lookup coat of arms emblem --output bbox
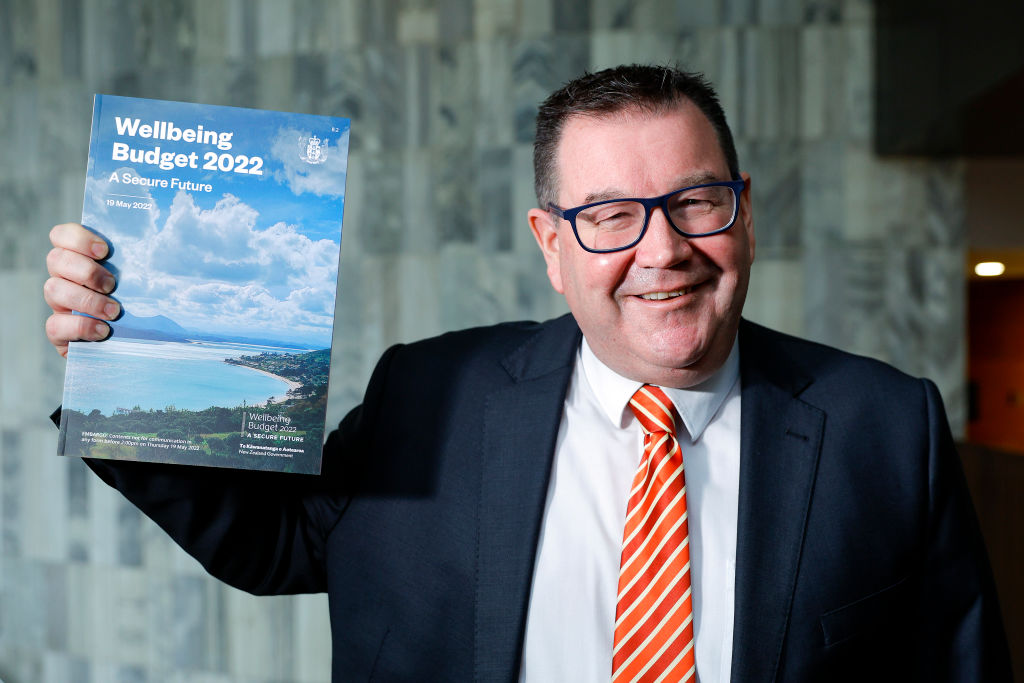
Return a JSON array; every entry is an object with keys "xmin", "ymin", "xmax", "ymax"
[{"xmin": 299, "ymin": 135, "xmax": 328, "ymax": 164}]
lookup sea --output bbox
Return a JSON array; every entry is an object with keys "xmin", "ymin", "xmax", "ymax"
[{"xmin": 62, "ymin": 338, "xmax": 301, "ymax": 416}]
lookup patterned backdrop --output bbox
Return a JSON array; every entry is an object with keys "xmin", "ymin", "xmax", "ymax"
[{"xmin": 0, "ymin": 0, "xmax": 965, "ymax": 681}]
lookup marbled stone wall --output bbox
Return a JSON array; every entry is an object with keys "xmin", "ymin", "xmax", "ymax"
[{"xmin": 0, "ymin": 0, "xmax": 965, "ymax": 681}]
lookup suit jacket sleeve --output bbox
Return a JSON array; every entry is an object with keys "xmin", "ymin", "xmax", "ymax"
[
  {"xmin": 65, "ymin": 343, "xmax": 401, "ymax": 596},
  {"xmin": 914, "ymin": 379, "xmax": 1012, "ymax": 679}
]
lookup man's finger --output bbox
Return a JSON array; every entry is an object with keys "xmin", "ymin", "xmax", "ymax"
[
  {"xmin": 43, "ymin": 277, "xmax": 120, "ymax": 320},
  {"xmin": 46, "ymin": 247, "xmax": 116, "ymax": 294},
  {"xmin": 45, "ymin": 313, "xmax": 111, "ymax": 357},
  {"xmin": 49, "ymin": 223, "xmax": 109, "ymax": 259}
]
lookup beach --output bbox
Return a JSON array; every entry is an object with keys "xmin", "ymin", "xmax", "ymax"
[{"xmin": 243, "ymin": 366, "xmax": 303, "ymax": 404}]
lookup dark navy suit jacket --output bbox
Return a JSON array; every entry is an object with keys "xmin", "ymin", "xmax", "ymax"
[{"xmin": 84, "ymin": 315, "xmax": 1011, "ymax": 681}]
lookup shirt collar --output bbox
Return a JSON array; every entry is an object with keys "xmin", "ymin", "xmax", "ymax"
[{"xmin": 579, "ymin": 336, "xmax": 740, "ymax": 443}]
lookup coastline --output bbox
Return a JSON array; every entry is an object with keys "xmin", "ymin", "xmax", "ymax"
[{"xmin": 241, "ymin": 367, "xmax": 303, "ymax": 404}]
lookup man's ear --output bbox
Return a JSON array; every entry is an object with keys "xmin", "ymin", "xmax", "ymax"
[
  {"xmin": 739, "ymin": 172, "xmax": 755, "ymax": 263},
  {"xmin": 528, "ymin": 207, "xmax": 565, "ymax": 294}
]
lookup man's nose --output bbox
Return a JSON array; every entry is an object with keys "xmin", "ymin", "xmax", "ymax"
[{"xmin": 633, "ymin": 207, "xmax": 691, "ymax": 267}]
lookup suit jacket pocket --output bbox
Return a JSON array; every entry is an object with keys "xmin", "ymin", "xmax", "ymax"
[{"xmin": 819, "ymin": 574, "xmax": 912, "ymax": 648}]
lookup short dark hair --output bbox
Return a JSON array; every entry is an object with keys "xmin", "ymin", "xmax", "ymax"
[{"xmin": 532, "ymin": 64, "xmax": 740, "ymax": 207}]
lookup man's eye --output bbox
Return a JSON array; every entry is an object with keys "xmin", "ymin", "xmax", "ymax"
[
  {"xmin": 597, "ymin": 211, "xmax": 631, "ymax": 223},
  {"xmin": 580, "ymin": 204, "xmax": 640, "ymax": 227}
]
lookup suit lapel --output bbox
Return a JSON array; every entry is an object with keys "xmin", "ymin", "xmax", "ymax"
[
  {"xmin": 731, "ymin": 322, "xmax": 825, "ymax": 682},
  {"xmin": 475, "ymin": 315, "xmax": 581, "ymax": 682}
]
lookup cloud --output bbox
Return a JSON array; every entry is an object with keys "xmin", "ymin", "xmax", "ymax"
[
  {"xmin": 118, "ymin": 191, "xmax": 340, "ymax": 345},
  {"xmin": 270, "ymin": 127, "xmax": 349, "ymax": 197},
  {"xmin": 287, "ymin": 286, "xmax": 335, "ymax": 315},
  {"xmin": 148, "ymin": 192, "xmax": 263, "ymax": 282}
]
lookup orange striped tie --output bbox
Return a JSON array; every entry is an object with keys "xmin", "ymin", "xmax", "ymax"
[{"xmin": 612, "ymin": 385, "xmax": 696, "ymax": 683}]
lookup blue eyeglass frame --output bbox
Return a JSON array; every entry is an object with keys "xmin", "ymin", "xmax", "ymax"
[{"xmin": 547, "ymin": 178, "xmax": 748, "ymax": 254}]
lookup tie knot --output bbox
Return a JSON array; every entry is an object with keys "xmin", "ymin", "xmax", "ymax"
[{"xmin": 629, "ymin": 385, "xmax": 677, "ymax": 436}]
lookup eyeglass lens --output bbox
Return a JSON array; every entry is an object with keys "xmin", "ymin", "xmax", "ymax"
[{"xmin": 575, "ymin": 185, "xmax": 738, "ymax": 251}]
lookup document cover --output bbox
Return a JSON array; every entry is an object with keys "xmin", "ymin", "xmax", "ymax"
[{"xmin": 57, "ymin": 95, "xmax": 350, "ymax": 474}]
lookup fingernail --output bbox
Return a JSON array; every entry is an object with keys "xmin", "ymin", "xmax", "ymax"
[
  {"xmin": 91, "ymin": 241, "xmax": 108, "ymax": 259},
  {"xmin": 94, "ymin": 322, "xmax": 109, "ymax": 338},
  {"xmin": 101, "ymin": 274, "xmax": 115, "ymax": 293},
  {"xmin": 104, "ymin": 301, "xmax": 120, "ymax": 319}
]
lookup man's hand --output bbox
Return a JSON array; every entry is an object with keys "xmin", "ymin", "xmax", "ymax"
[{"xmin": 44, "ymin": 223, "xmax": 121, "ymax": 357}]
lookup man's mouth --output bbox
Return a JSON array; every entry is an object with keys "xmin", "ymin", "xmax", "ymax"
[{"xmin": 638, "ymin": 285, "xmax": 697, "ymax": 301}]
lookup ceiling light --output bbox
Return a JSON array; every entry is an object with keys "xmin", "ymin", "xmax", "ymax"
[{"xmin": 974, "ymin": 261, "xmax": 1006, "ymax": 277}]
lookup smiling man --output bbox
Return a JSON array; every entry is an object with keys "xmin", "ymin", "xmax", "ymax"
[
  {"xmin": 44, "ymin": 65, "xmax": 1010, "ymax": 681},
  {"xmin": 529, "ymin": 96, "xmax": 754, "ymax": 390}
]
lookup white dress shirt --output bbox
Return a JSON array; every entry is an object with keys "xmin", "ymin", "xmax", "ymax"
[{"xmin": 520, "ymin": 337, "xmax": 742, "ymax": 683}]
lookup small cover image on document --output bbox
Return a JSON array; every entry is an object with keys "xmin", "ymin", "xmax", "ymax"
[{"xmin": 58, "ymin": 95, "xmax": 350, "ymax": 474}]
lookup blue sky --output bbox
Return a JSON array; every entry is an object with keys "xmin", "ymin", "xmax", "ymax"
[{"xmin": 82, "ymin": 95, "xmax": 350, "ymax": 347}]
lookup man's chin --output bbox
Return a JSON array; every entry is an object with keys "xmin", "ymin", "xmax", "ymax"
[
  {"xmin": 629, "ymin": 329, "xmax": 738, "ymax": 387},
  {"xmin": 606, "ymin": 344, "xmax": 707, "ymax": 387},
  {"xmin": 643, "ymin": 332, "xmax": 708, "ymax": 367}
]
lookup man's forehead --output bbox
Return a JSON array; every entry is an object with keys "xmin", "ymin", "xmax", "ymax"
[
  {"xmin": 554, "ymin": 104, "xmax": 729, "ymax": 201},
  {"xmin": 580, "ymin": 172, "xmax": 723, "ymax": 204}
]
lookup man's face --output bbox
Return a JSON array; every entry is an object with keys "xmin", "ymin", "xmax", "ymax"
[{"xmin": 529, "ymin": 102, "xmax": 755, "ymax": 388}]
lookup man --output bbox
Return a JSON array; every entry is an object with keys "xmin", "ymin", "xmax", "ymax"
[{"xmin": 44, "ymin": 65, "xmax": 1010, "ymax": 681}]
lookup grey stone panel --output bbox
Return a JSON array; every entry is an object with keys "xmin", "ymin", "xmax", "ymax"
[
  {"xmin": 359, "ymin": 150, "xmax": 406, "ymax": 253},
  {"xmin": 117, "ymin": 500, "xmax": 143, "ymax": 567},
  {"xmin": 438, "ymin": 0, "xmax": 474, "ymax": 42},
  {"xmin": 478, "ymin": 147, "xmax": 514, "ymax": 252},
  {"xmin": 721, "ymin": 0, "xmax": 756, "ymax": 25},
  {"xmin": 804, "ymin": 0, "xmax": 843, "ymax": 23},
  {"xmin": 745, "ymin": 141, "xmax": 802, "ymax": 253},
  {"xmin": 511, "ymin": 36, "xmax": 590, "ymax": 144},
  {"xmin": 554, "ymin": 0, "xmax": 592, "ymax": 32}
]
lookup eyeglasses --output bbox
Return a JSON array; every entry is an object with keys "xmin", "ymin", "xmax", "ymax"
[{"xmin": 548, "ymin": 179, "xmax": 747, "ymax": 253}]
